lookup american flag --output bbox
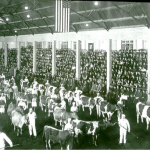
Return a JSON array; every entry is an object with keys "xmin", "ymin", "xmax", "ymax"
[{"xmin": 55, "ymin": 0, "xmax": 70, "ymax": 32}]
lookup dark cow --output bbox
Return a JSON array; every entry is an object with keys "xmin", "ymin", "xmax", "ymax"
[
  {"xmin": 136, "ymin": 101, "xmax": 150, "ymax": 130},
  {"xmin": 42, "ymin": 125, "xmax": 73, "ymax": 150},
  {"xmin": 53, "ymin": 107, "xmax": 78, "ymax": 130},
  {"xmin": 80, "ymin": 95, "xmax": 95, "ymax": 115},
  {"xmin": 72, "ymin": 119, "xmax": 116, "ymax": 146},
  {"xmin": 100, "ymin": 101, "xmax": 119, "ymax": 120}
]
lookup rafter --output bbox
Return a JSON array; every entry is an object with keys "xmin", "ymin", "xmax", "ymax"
[
  {"xmin": 139, "ymin": 3, "xmax": 150, "ymax": 28},
  {"xmin": 35, "ymin": 10, "xmax": 53, "ymax": 34},
  {"xmin": 113, "ymin": 3, "xmax": 148, "ymax": 28},
  {"xmin": 96, "ymin": 11, "xmax": 110, "ymax": 31},
  {"xmin": 70, "ymin": 8, "xmax": 107, "ymax": 30}
]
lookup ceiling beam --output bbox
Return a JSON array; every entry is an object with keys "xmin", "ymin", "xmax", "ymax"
[
  {"xmin": 36, "ymin": 10, "xmax": 53, "ymax": 34},
  {"xmin": 0, "ymin": 15, "xmax": 146, "ymax": 28},
  {"xmin": 96, "ymin": 10, "xmax": 110, "ymax": 31},
  {"xmin": 140, "ymin": 3, "xmax": 150, "ymax": 28},
  {"xmin": 113, "ymin": 3, "xmax": 148, "ymax": 28},
  {"xmin": 3, "ymin": 3, "xmax": 139, "ymax": 17},
  {"xmin": 70, "ymin": 8, "xmax": 107, "ymax": 30}
]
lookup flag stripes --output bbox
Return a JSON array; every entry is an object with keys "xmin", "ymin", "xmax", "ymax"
[{"xmin": 55, "ymin": 0, "xmax": 70, "ymax": 32}]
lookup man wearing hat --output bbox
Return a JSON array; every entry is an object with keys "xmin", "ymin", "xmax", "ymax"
[
  {"xmin": 0, "ymin": 126, "xmax": 13, "ymax": 150},
  {"xmin": 118, "ymin": 114, "xmax": 130, "ymax": 145}
]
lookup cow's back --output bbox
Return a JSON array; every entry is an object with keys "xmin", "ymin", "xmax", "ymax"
[
  {"xmin": 147, "ymin": 107, "xmax": 150, "ymax": 118},
  {"xmin": 139, "ymin": 104, "xmax": 145, "ymax": 115},
  {"xmin": 11, "ymin": 110, "xmax": 25, "ymax": 127},
  {"xmin": 100, "ymin": 101, "xmax": 108, "ymax": 111},
  {"xmin": 107, "ymin": 103, "xmax": 116, "ymax": 112},
  {"xmin": 81, "ymin": 96, "xmax": 89, "ymax": 105},
  {"xmin": 53, "ymin": 107, "xmax": 64, "ymax": 121},
  {"xmin": 7, "ymin": 102, "xmax": 16, "ymax": 116}
]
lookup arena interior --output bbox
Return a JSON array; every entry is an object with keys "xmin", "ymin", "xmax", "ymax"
[{"xmin": 0, "ymin": 0, "xmax": 150, "ymax": 150}]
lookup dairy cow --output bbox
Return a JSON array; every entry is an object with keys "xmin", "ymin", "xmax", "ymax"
[{"xmin": 42, "ymin": 125, "xmax": 73, "ymax": 150}]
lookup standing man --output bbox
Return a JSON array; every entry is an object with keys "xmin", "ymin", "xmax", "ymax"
[
  {"xmin": 28, "ymin": 108, "xmax": 37, "ymax": 138},
  {"xmin": 118, "ymin": 114, "xmax": 130, "ymax": 145},
  {"xmin": 64, "ymin": 118, "xmax": 73, "ymax": 133},
  {"xmin": 0, "ymin": 126, "xmax": 13, "ymax": 150}
]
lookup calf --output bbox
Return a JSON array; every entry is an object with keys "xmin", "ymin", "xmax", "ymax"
[{"xmin": 42, "ymin": 125, "xmax": 73, "ymax": 150}]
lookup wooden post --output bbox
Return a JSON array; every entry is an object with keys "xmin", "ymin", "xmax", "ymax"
[
  {"xmin": 107, "ymin": 39, "xmax": 112, "ymax": 93},
  {"xmin": 76, "ymin": 40, "xmax": 81, "ymax": 80},
  {"xmin": 52, "ymin": 40, "xmax": 56, "ymax": 76}
]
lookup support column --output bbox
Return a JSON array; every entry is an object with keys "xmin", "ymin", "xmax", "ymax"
[
  {"xmin": 76, "ymin": 40, "xmax": 81, "ymax": 80},
  {"xmin": 52, "ymin": 41, "xmax": 56, "ymax": 76},
  {"xmin": 33, "ymin": 41, "xmax": 37, "ymax": 73},
  {"xmin": 71, "ymin": 41, "xmax": 74, "ymax": 50},
  {"xmin": 133, "ymin": 40, "xmax": 137, "ymax": 49},
  {"xmin": 117, "ymin": 40, "xmax": 121, "ymax": 50},
  {"xmin": 15, "ymin": 35, "xmax": 17, "ymax": 49},
  {"xmin": 4, "ymin": 42, "xmax": 7, "ymax": 67},
  {"xmin": 25, "ymin": 41, "xmax": 28, "ymax": 48},
  {"xmin": 17, "ymin": 42, "xmax": 21, "ymax": 70},
  {"xmin": 107, "ymin": 39, "xmax": 112, "ymax": 93},
  {"xmin": 43, "ymin": 41, "xmax": 46, "ymax": 48},
  {"xmin": 68, "ymin": 40, "xmax": 70, "ymax": 49},
  {"xmin": 46, "ymin": 42, "xmax": 49, "ymax": 48},
  {"xmin": 2, "ymin": 42, "xmax": 4, "ymax": 49},
  {"xmin": 147, "ymin": 38, "xmax": 150, "ymax": 105}
]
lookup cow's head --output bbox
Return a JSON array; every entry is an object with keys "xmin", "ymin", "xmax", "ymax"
[
  {"xmin": 24, "ymin": 115, "xmax": 29, "ymax": 126},
  {"xmin": 71, "ymin": 112, "xmax": 78, "ymax": 120}
]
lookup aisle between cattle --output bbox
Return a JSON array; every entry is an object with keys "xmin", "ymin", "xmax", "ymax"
[{"xmin": 1, "ymin": 104, "xmax": 150, "ymax": 149}]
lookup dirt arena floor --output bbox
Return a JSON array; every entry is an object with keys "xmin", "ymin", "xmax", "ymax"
[{"xmin": 1, "ymin": 99, "xmax": 150, "ymax": 150}]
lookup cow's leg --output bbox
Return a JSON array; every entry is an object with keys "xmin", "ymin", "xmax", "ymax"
[
  {"xmin": 62, "ymin": 124, "xmax": 64, "ymax": 131},
  {"xmin": 89, "ymin": 107, "xmax": 92, "ymax": 115},
  {"xmin": 146, "ymin": 118, "xmax": 149, "ymax": 130},
  {"xmin": 82, "ymin": 105, "xmax": 84, "ymax": 111},
  {"xmin": 67, "ymin": 144, "xmax": 69, "ymax": 150},
  {"xmin": 45, "ymin": 139, "xmax": 48, "ymax": 149},
  {"xmin": 48, "ymin": 139, "xmax": 51, "ymax": 150},
  {"xmin": 137, "ymin": 113, "xmax": 139, "ymax": 123},
  {"xmin": 17, "ymin": 128, "xmax": 19, "ymax": 136},
  {"xmin": 55, "ymin": 120, "xmax": 57, "ymax": 126},
  {"xmin": 141, "ymin": 116, "xmax": 144, "ymax": 123},
  {"xmin": 102, "ymin": 112, "xmax": 105, "ymax": 118},
  {"xmin": 20, "ymin": 128, "xmax": 22, "ymax": 135}
]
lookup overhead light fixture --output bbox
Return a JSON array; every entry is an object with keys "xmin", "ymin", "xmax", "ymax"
[
  {"xmin": 25, "ymin": 6, "xmax": 28, "ymax": 10},
  {"xmin": 86, "ymin": 24, "xmax": 88, "ymax": 26},
  {"xmin": 27, "ymin": 14, "xmax": 30, "ymax": 18},
  {"xmin": 15, "ymin": 30, "xmax": 17, "ymax": 32},
  {"xmin": 6, "ymin": 18, "xmax": 9, "ymax": 21},
  {"xmin": 94, "ymin": 1, "xmax": 98, "ymax": 5}
]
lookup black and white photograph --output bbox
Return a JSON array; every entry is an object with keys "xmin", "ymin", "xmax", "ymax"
[{"xmin": 0, "ymin": 0, "xmax": 150, "ymax": 150}]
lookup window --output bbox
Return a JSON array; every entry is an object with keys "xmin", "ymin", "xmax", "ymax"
[
  {"xmin": 48, "ymin": 42, "xmax": 52, "ymax": 49},
  {"xmin": 61, "ymin": 42, "xmax": 68, "ymax": 49},
  {"xmin": 36, "ymin": 42, "xmax": 42, "ymax": 48},
  {"xmin": 121, "ymin": 40, "xmax": 133, "ymax": 50},
  {"xmin": 28, "ymin": 42, "xmax": 33, "ymax": 46}
]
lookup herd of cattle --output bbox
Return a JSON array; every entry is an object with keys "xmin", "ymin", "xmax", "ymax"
[{"xmin": 0, "ymin": 78, "xmax": 150, "ymax": 149}]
